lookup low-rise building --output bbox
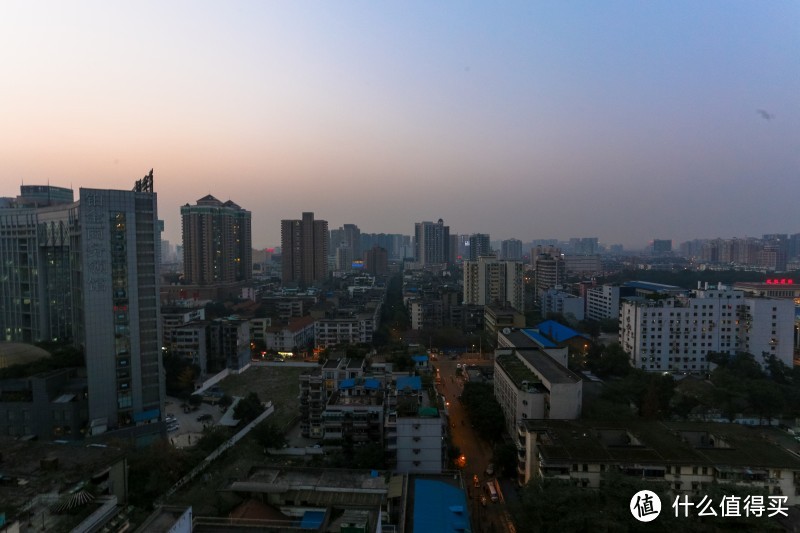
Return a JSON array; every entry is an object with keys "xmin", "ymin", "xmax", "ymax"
[
  {"xmin": 322, "ymin": 379, "xmax": 385, "ymax": 446},
  {"xmin": 386, "ymin": 376, "xmax": 445, "ymax": 474},
  {"xmin": 541, "ymin": 288, "xmax": 585, "ymax": 321},
  {"xmin": 0, "ymin": 368, "xmax": 88, "ymax": 439},
  {"xmin": 484, "ymin": 305, "xmax": 526, "ymax": 340},
  {"xmin": 264, "ymin": 316, "xmax": 315, "ymax": 353},
  {"xmin": 517, "ymin": 419, "xmax": 800, "ymax": 504},
  {"xmin": 494, "ymin": 348, "xmax": 582, "ymax": 435}
]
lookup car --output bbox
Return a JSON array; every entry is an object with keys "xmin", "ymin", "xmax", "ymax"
[
  {"xmin": 473, "ymin": 474, "xmax": 480, "ymax": 488},
  {"xmin": 485, "ymin": 463, "xmax": 495, "ymax": 476},
  {"xmin": 167, "ymin": 423, "xmax": 180, "ymax": 432},
  {"xmin": 197, "ymin": 413, "xmax": 212, "ymax": 422}
]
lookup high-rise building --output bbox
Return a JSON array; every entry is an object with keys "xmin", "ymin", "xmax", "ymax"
[
  {"xmin": 82, "ymin": 174, "xmax": 164, "ymax": 433},
  {"xmin": 500, "ymin": 239, "xmax": 523, "ymax": 260},
  {"xmin": 0, "ymin": 186, "xmax": 76, "ymax": 343},
  {"xmin": 414, "ymin": 219, "xmax": 449, "ymax": 265},
  {"xmin": 532, "ymin": 246, "xmax": 566, "ymax": 300},
  {"xmin": 568, "ymin": 237, "xmax": 599, "ymax": 255},
  {"xmin": 652, "ymin": 239, "xmax": 672, "ymax": 255},
  {"xmin": 281, "ymin": 212, "xmax": 329, "ymax": 286},
  {"xmin": 330, "ymin": 224, "xmax": 361, "ymax": 260},
  {"xmin": 463, "ymin": 257, "xmax": 524, "ymax": 312},
  {"xmin": 364, "ymin": 245, "xmax": 388, "ymax": 276},
  {"xmin": 0, "ymin": 172, "xmax": 166, "ymax": 436},
  {"xmin": 468, "ymin": 233, "xmax": 492, "ymax": 260},
  {"xmin": 181, "ymin": 195, "xmax": 252, "ymax": 285}
]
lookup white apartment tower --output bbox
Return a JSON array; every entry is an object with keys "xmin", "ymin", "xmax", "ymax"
[{"xmin": 620, "ymin": 283, "xmax": 794, "ymax": 373}]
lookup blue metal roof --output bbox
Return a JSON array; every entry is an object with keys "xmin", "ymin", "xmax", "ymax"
[
  {"xmin": 413, "ymin": 479, "xmax": 471, "ymax": 533},
  {"xmin": 412, "ymin": 355, "xmax": 429, "ymax": 362},
  {"xmin": 338, "ymin": 378, "xmax": 355, "ymax": 389},
  {"xmin": 299, "ymin": 510, "xmax": 325, "ymax": 529},
  {"xmin": 535, "ymin": 320, "xmax": 588, "ymax": 343},
  {"xmin": 396, "ymin": 376, "xmax": 421, "ymax": 391},
  {"xmin": 364, "ymin": 378, "xmax": 381, "ymax": 390},
  {"xmin": 521, "ymin": 329, "xmax": 556, "ymax": 348}
]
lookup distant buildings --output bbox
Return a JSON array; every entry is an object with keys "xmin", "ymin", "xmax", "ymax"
[
  {"xmin": 652, "ymin": 239, "xmax": 672, "ymax": 255},
  {"xmin": 330, "ymin": 223, "xmax": 361, "ymax": 260},
  {"xmin": 500, "ymin": 238, "xmax": 523, "ymax": 260},
  {"xmin": 414, "ymin": 219, "xmax": 450, "ymax": 265},
  {"xmin": 180, "ymin": 194, "xmax": 252, "ymax": 285},
  {"xmin": 281, "ymin": 212, "xmax": 329, "ymax": 287},
  {"xmin": 468, "ymin": 233, "xmax": 492, "ymax": 260}
]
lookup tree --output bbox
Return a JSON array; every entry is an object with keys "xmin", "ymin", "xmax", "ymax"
[
  {"xmin": 461, "ymin": 382, "xmax": 506, "ymax": 442},
  {"xmin": 587, "ymin": 342, "xmax": 631, "ymax": 378},
  {"xmin": 233, "ymin": 392, "xmax": 264, "ymax": 424},
  {"xmin": 252, "ymin": 422, "xmax": 286, "ymax": 450},
  {"xmin": 493, "ymin": 442, "xmax": 518, "ymax": 478}
]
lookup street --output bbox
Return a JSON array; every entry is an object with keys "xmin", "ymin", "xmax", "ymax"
[{"xmin": 435, "ymin": 356, "xmax": 515, "ymax": 533}]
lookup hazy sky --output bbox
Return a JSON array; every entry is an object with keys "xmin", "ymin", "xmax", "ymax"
[{"xmin": 1, "ymin": 1, "xmax": 797, "ymax": 249}]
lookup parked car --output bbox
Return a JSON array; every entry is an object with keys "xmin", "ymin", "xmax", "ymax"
[{"xmin": 197, "ymin": 413, "xmax": 212, "ymax": 422}]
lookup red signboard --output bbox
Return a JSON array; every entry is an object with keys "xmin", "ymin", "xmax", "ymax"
[{"xmin": 765, "ymin": 279, "xmax": 793, "ymax": 284}]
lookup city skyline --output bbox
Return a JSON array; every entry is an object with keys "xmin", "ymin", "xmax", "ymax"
[{"xmin": 2, "ymin": 1, "xmax": 798, "ymax": 249}]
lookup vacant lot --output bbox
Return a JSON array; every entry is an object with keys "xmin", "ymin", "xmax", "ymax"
[
  {"xmin": 167, "ymin": 365, "xmax": 311, "ymax": 514},
  {"xmin": 217, "ymin": 365, "xmax": 305, "ymax": 429}
]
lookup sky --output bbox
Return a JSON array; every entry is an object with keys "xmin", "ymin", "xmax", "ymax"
[{"xmin": 1, "ymin": 1, "xmax": 798, "ymax": 250}]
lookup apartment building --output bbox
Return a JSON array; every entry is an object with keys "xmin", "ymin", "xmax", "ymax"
[
  {"xmin": 180, "ymin": 195, "xmax": 252, "ymax": 286},
  {"xmin": 620, "ymin": 283, "xmax": 794, "ymax": 373},
  {"xmin": 517, "ymin": 419, "xmax": 800, "ymax": 503},
  {"xmin": 586, "ymin": 284, "xmax": 621, "ymax": 321},
  {"xmin": 386, "ymin": 376, "xmax": 444, "ymax": 474},
  {"xmin": 281, "ymin": 212, "xmax": 329, "ymax": 287},
  {"xmin": 540, "ymin": 288, "xmax": 584, "ymax": 321},
  {"xmin": 463, "ymin": 256, "xmax": 524, "ymax": 312}
]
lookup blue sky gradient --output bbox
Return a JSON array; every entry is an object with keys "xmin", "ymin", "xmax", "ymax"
[{"xmin": 1, "ymin": 1, "xmax": 797, "ymax": 248}]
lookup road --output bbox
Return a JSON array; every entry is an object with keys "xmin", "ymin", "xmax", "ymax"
[{"xmin": 435, "ymin": 356, "xmax": 514, "ymax": 533}]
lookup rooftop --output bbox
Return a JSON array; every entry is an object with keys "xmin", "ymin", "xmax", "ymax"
[
  {"xmin": 227, "ymin": 466, "xmax": 389, "ymax": 494},
  {"xmin": 517, "ymin": 350, "xmax": 581, "ymax": 385},
  {"xmin": 396, "ymin": 376, "xmax": 422, "ymax": 392},
  {"xmin": 532, "ymin": 321, "xmax": 589, "ymax": 344},
  {"xmin": 522, "ymin": 419, "xmax": 800, "ymax": 469},
  {"xmin": 623, "ymin": 281, "xmax": 685, "ymax": 292},
  {"xmin": 0, "ymin": 438, "xmax": 125, "ymax": 512},
  {"xmin": 495, "ymin": 352, "xmax": 541, "ymax": 390},
  {"xmin": 412, "ymin": 479, "xmax": 471, "ymax": 533}
]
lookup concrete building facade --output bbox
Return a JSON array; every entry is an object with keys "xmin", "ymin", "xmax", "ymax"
[
  {"xmin": 620, "ymin": 283, "xmax": 795, "ymax": 373},
  {"xmin": 180, "ymin": 195, "xmax": 252, "ymax": 285},
  {"xmin": 463, "ymin": 257, "xmax": 525, "ymax": 312},
  {"xmin": 281, "ymin": 212, "xmax": 329, "ymax": 287}
]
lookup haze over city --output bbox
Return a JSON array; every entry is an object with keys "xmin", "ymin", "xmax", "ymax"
[{"xmin": 1, "ymin": 1, "xmax": 797, "ymax": 249}]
